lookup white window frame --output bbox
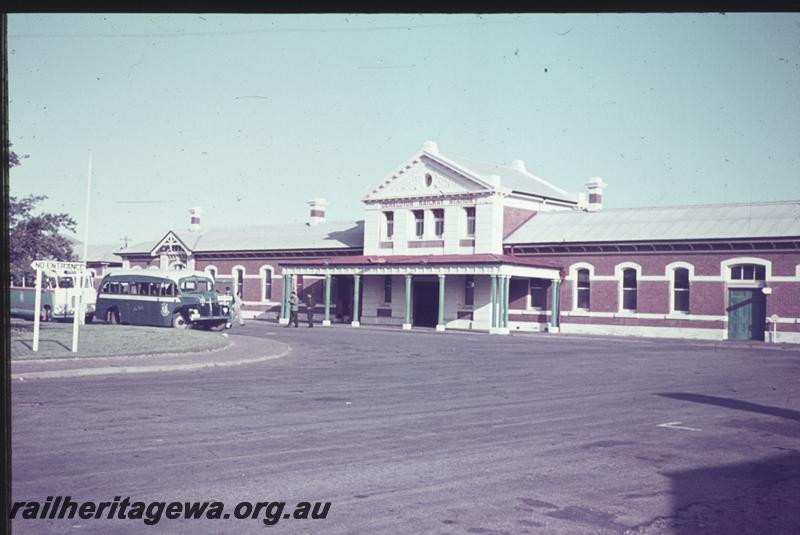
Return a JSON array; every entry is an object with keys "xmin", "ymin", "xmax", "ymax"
[
  {"xmin": 615, "ymin": 262, "xmax": 642, "ymax": 314},
  {"xmin": 433, "ymin": 208, "xmax": 445, "ymax": 238},
  {"xmin": 666, "ymin": 261, "xmax": 694, "ymax": 315},
  {"xmin": 721, "ymin": 257, "xmax": 771, "ymax": 287},
  {"xmin": 204, "ymin": 264, "xmax": 218, "ymax": 282},
  {"xmin": 464, "ymin": 206, "xmax": 476, "ymax": 237},
  {"xmin": 412, "ymin": 210, "xmax": 425, "ymax": 239},
  {"xmin": 568, "ymin": 262, "xmax": 595, "ymax": 312},
  {"xmin": 232, "ymin": 265, "xmax": 246, "ymax": 298},
  {"xmin": 259, "ymin": 264, "xmax": 276, "ymax": 302},
  {"xmin": 383, "ymin": 211, "xmax": 394, "ymax": 240}
]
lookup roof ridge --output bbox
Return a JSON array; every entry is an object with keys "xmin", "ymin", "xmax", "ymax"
[
  {"xmin": 442, "ymin": 152, "xmax": 573, "ymax": 197},
  {"xmin": 535, "ymin": 199, "xmax": 800, "ymax": 215}
]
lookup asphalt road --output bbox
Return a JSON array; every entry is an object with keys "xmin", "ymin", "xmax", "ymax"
[{"xmin": 11, "ymin": 324, "xmax": 800, "ymax": 534}]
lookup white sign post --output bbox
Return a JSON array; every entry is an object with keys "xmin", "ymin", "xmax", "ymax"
[
  {"xmin": 31, "ymin": 268, "xmax": 43, "ymax": 352},
  {"xmin": 30, "ymin": 260, "xmax": 87, "ymax": 353}
]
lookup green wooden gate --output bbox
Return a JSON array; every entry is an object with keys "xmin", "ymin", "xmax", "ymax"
[{"xmin": 727, "ymin": 289, "xmax": 766, "ymax": 341}]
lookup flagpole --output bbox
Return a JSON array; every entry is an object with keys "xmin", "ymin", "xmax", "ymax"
[
  {"xmin": 82, "ymin": 150, "xmax": 92, "ymax": 266},
  {"xmin": 73, "ymin": 150, "xmax": 92, "ymax": 346}
]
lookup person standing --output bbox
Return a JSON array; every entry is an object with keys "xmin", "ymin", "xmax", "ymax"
[
  {"xmin": 305, "ymin": 292, "xmax": 316, "ymax": 327},
  {"xmin": 233, "ymin": 290, "xmax": 245, "ymax": 327},
  {"xmin": 224, "ymin": 287, "xmax": 234, "ymax": 329},
  {"xmin": 288, "ymin": 290, "xmax": 299, "ymax": 328}
]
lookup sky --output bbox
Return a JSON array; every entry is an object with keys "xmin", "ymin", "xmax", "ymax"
[{"xmin": 8, "ymin": 13, "xmax": 800, "ymax": 249}]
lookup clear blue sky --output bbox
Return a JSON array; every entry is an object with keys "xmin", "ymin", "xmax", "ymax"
[{"xmin": 9, "ymin": 13, "xmax": 800, "ymax": 248}]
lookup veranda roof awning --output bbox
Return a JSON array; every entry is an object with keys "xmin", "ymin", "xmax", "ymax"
[{"xmin": 279, "ymin": 254, "xmax": 562, "ymax": 279}]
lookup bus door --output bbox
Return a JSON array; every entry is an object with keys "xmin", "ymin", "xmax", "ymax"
[
  {"xmin": 157, "ymin": 281, "xmax": 178, "ymax": 326},
  {"xmin": 126, "ymin": 280, "xmax": 154, "ymax": 325}
]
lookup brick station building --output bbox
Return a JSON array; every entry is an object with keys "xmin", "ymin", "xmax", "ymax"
[{"xmin": 115, "ymin": 141, "xmax": 800, "ymax": 343}]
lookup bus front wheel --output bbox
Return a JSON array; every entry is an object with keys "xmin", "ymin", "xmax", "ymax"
[{"xmin": 172, "ymin": 312, "xmax": 188, "ymax": 329}]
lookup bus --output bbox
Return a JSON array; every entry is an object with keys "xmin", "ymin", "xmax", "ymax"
[
  {"xmin": 95, "ymin": 269, "xmax": 230, "ymax": 330},
  {"xmin": 10, "ymin": 273, "xmax": 97, "ymax": 322}
]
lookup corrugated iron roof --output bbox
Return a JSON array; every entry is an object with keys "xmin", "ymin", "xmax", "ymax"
[
  {"xmin": 506, "ymin": 200, "xmax": 800, "ymax": 244},
  {"xmin": 279, "ymin": 253, "xmax": 560, "ymax": 269},
  {"xmin": 120, "ymin": 220, "xmax": 364, "ymax": 254},
  {"xmin": 440, "ymin": 153, "xmax": 579, "ymax": 203},
  {"xmin": 67, "ymin": 238, "xmax": 124, "ymax": 263}
]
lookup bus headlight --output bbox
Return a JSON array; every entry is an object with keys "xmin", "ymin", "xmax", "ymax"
[
  {"xmin": 188, "ymin": 308, "xmax": 200, "ymax": 320},
  {"xmin": 221, "ymin": 306, "xmax": 229, "ymax": 315}
]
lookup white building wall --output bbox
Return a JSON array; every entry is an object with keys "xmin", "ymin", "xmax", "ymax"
[
  {"xmin": 471, "ymin": 275, "xmax": 493, "ymax": 330},
  {"xmin": 360, "ymin": 275, "xmax": 405, "ymax": 326},
  {"xmin": 474, "ymin": 196, "xmax": 504, "ymax": 254},
  {"xmin": 443, "ymin": 205, "xmax": 462, "ymax": 254},
  {"xmin": 362, "ymin": 207, "xmax": 382, "ymax": 256},
  {"xmin": 389, "ymin": 208, "xmax": 408, "ymax": 255}
]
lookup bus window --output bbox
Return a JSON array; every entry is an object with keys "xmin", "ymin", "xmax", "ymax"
[
  {"xmin": 120, "ymin": 282, "xmax": 130, "ymax": 295},
  {"xmin": 58, "ymin": 277, "xmax": 75, "ymax": 288},
  {"xmin": 181, "ymin": 280, "xmax": 197, "ymax": 292},
  {"xmin": 149, "ymin": 282, "xmax": 160, "ymax": 295},
  {"xmin": 130, "ymin": 282, "xmax": 140, "ymax": 295},
  {"xmin": 161, "ymin": 282, "xmax": 176, "ymax": 296},
  {"xmin": 180, "ymin": 278, "xmax": 211, "ymax": 292},
  {"xmin": 138, "ymin": 283, "xmax": 149, "ymax": 296}
]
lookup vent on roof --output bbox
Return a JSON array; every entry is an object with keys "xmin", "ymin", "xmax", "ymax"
[
  {"xmin": 511, "ymin": 159, "xmax": 526, "ymax": 172},
  {"xmin": 422, "ymin": 140, "xmax": 439, "ymax": 155}
]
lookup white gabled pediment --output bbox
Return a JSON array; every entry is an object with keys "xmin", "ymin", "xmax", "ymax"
[
  {"xmin": 149, "ymin": 231, "xmax": 192, "ymax": 257},
  {"xmin": 364, "ymin": 151, "xmax": 496, "ymax": 202}
]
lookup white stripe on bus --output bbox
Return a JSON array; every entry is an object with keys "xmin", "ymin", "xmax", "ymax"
[{"xmin": 99, "ymin": 295, "xmax": 180, "ymax": 303}]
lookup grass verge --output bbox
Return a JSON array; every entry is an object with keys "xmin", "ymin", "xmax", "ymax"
[{"xmin": 10, "ymin": 319, "xmax": 229, "ymax": 360}]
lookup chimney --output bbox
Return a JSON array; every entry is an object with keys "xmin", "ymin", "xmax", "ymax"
[
  {"xmin": 584, "ymin": 178, "xmax": 607, "ymax": 211},
  {"xmin": 307, "ymin": 198, "xmax": 328, "ymax": 226},
  {"xmin": 511, "ymin": 159, "xmax": 526, "ymax": 172},
  {"xmin": 189, "ymin": 207, "xmax": 203, "ymax": 232},
  {"xmin": 422, "ymin": 140, "xmax": 439, "ymax": 155}
]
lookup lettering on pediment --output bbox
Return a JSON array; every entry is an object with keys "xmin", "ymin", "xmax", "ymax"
[
  {"xmin": 367, "ymin": 157, "xmax": 488, "ymax": 201},
  {"xmin": 373, "ymin": 192, "xmax": 492, "ymax": 208}
]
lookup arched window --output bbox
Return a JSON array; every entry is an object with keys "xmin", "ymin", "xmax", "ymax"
[
  {"xmin": 576, "ymin": 269, "xmax": 590, "ymax": 310},
  {"xmin": 730, "ymin": 264, "xmax": 766, "ymax": 281},
  {"xmin": 622, "ymin": 268, "xmax": 637, "ymax": 311},
  {"xmin": 673, "ymin": 267, "xmax": 690, "ymax": 313},
  {"xmin": 261, "ymin": 267, "xmax": 273, "ymax": 301},
  {"xmin": 233, "ymin": 267, "xmax": 245, "ymax": 298}
]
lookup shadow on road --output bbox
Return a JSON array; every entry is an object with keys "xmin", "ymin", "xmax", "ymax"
[
  {"xmin": 662, "ymin": 452, "xmax": 800, "ymax": 534},
  {"xmin": 657, "ymin": 393, "xmax": 800, "ymax": 422},
  {"xmin": 15, "ymin": 339, "xmax": 72, "ymax": 352}
]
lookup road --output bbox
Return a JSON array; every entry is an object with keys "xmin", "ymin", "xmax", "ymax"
[{"xmin": 11, "ymin": 324, "xmax": 800, "ymax": 534}]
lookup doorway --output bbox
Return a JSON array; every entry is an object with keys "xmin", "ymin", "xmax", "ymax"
[
  {"xmin": 727, "ymin": 289, "xmax": 766, "ymax": 341},
  {"xmin": 413, "ymin": 280, "xmax": 438, "ymax": 327},
  {"xmin": 333, "ymin": 276, "xmax": 362, "ymax": 323}
]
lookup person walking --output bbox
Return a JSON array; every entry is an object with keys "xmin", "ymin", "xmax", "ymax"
[
  {"xmin": 224, "ymin": 287, "xmax": 234, "ymax": 329},
  {"xmin": 287, "ymin": 290, "xmax": 299, "ymax": 328},
  {"xmin": 233, "ymin": 291, "xmax": 245, "ymax": 327},
  {"xmin": 305, "ymin": 292, "xmax": 316, "ymax": 327}
]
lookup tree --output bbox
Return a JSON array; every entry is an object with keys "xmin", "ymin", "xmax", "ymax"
[{"xmin": 8, "ymin": 144, "xmax": 77, "ymax": 284}]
